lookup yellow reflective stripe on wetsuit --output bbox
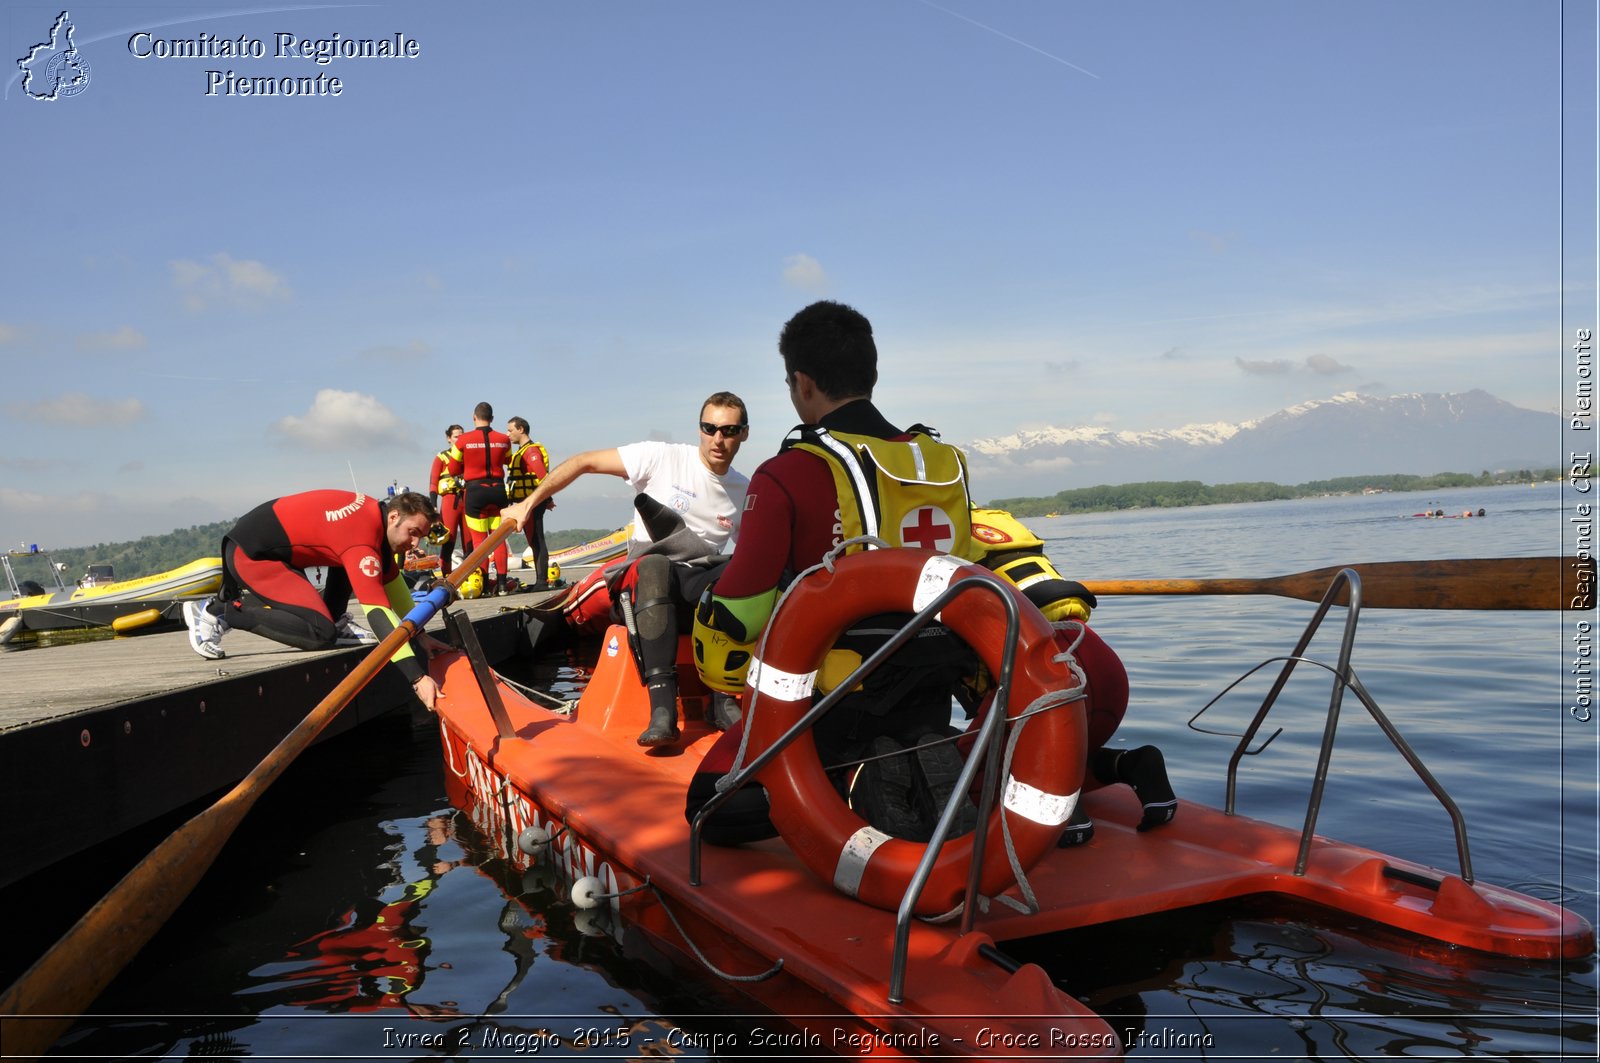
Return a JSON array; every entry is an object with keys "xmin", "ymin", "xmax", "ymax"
[
  {"xmin": 789, "ymin": 427, "xmax": 974, "ymax": 559},
  {"xmin": 358, "ymin": 573, "xmax": 427, "ymax": 682}
]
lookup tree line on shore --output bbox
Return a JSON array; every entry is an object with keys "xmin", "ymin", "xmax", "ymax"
[
  {"xmin": 986, "ymin": 468, "xmax": 1562, "ymax": 519},
  {"xmin": 9, "ymin": 522, "xmax": 614, "ymax": 590}
]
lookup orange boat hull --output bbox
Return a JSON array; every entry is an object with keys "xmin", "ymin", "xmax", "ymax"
[{"xmin": 430, "ymin": 625, "xmax": 1592, "ymax": 1056}]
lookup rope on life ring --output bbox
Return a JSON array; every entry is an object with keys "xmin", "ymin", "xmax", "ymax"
[{"xmin": 743, "ymin": 548, "xmax": 1086, "ymax": 916}]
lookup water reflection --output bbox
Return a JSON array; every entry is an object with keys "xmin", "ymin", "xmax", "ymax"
[{"xmin": 1014, "ymin": 897, "xmax": 1597, "ymax": 1059}]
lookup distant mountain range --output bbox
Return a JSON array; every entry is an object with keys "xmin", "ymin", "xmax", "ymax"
[{"xmin": 963, "ymin": 390, "xmax": 1559, "ymax": 500}]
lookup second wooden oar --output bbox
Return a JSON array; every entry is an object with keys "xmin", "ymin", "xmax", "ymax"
[
  {"xmin": 0, "ymin": 517, "xmax": 521, "ymax": 1060},
  {"xmin": 1082, "ymin": 555, "xmax": 1593, "ymax": 610}
]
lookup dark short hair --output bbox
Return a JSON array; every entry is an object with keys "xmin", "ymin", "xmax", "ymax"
[
  {"xmin": 778, "ymin": 300, "xmax": 877, "ymax": 400},
  {"xmin": 508, "ymin": 416, "xmax": 529, "ymax": 433},
  {"xmin": 445, "ymin": 423, "xmax": 464, "ymax": 438},
  {"xmin": 473, "ymin": 401, "xmax": 494, "ymax": 422},
  {"xmin": 389, "ymin": 490, "xmax": 438, "ymax": 523},
  {"xmin": 701, "ymin": 391, "xmax": 748, "ymax": 425}
]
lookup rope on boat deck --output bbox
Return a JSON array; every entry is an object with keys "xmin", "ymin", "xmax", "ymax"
[{"xmin": 492, "ymin": 669, "xmax": 577, "ymax": 714}]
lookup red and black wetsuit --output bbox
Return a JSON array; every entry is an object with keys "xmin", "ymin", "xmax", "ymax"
[
  {"xmin": 428, "ymin": 449, "xmax": 465, "ymax": 576},
  {"xmin": 220, "ymin": 490, "xmax": 426, "ymax": 680},
  {"xmin": 447, "ymin": 426, "xmax": 512, "ymax": 585},
  {"xmin": 510, "ymin": 440, "xmax": 552, "ymax": 584}
]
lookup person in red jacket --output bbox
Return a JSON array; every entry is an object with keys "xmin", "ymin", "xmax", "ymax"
[
  {"xmin": 427, "ymin": 424, "xmax": 465, "ymax": 576},
  {"xmin": 506, "ymin": 416, "xmax": 553, "ymax": 590},
  {"xmin": 181, "ymin": 490, "xmax": 448, "ymax": 709},
  {"xmin": 447, "ymin": 401, "xmax": 513, "ymax": 595}
]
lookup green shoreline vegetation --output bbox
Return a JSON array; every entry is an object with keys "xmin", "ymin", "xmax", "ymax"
[
  {"xmin": 987, "ymin": 468, "xmax": 1563, "ymax": 519},
  {"xmin": 9, "ymin": 525, "xmax": 616, "ymax": 590},
  {"xmin": 13, "ymin": 469, "xmax": 1561, "ymax": 585}
]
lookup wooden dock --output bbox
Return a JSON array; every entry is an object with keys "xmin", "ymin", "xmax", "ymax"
[{"xmin": 0, "ymin": 592, "xmax": 564, "ymax": 889}]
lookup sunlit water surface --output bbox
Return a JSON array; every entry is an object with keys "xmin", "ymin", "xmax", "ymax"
[{"xmin": 9, "ymin": 483, "xmax": 1595, "ymax": 1059}]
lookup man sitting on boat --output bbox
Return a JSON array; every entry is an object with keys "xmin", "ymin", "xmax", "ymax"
[
  {"xmin": 503, "ymin": 391, "xmax": 751, "ymax": 747},
  {"xmin": 689, "ymin": 300, "xmax": 986, "ymax": 842},
  {"xmin": 181, "ymin": 490, "xmax": 450, "ymax": 709},
  {"xmin": 688, "ymin": 301, "xmax": 1177, "ymax": 845}
]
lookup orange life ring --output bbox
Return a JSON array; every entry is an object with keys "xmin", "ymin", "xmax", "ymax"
[{"xmin": 746, "ymin": 549, "xmax": 1085, "ymax": 915}]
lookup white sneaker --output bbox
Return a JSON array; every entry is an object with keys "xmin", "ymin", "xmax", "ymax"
[
  {"xmin": 334, "ymin": 612, "xmax": 377, "ymax": 646},
  {"xmin": 183, "ymin": 599, "xmax": 228, "ymax": 660}
]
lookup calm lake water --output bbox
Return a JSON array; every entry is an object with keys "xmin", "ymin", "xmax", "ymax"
[{"xmin": 10, "ymin": 482, "xmax": 1597, "ymax": 1059}]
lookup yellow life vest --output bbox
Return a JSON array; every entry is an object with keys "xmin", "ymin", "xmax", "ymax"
[
  {"xmin": 435, "ymin": 450, "xmax": 462, "ymax": 495},
  {"xmin": 968, "ymin": 507, "xmax": 1095, "ymax": 622},
  {"xmin": 506, "ymin": 440, "xmax": 549, "ymax": 502},
  {"xmin": 788, "ymin": 425, "xmax": 973, "ymax": 558}
]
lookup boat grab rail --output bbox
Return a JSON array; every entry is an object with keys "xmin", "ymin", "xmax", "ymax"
[
  {"xmin": 1189, "ymin": 567, "xmax": 1475, "ymax": 882},
  {"xmin": 687, "ymin": 566, "xmax": 1027, "ymax": 1006}
]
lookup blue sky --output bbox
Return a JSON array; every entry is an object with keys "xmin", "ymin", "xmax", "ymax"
[{"xmin": 2, "ymin": 0, "xmax": 1595, "ymax": 549}]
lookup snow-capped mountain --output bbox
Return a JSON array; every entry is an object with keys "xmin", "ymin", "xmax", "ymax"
[{"xmin": 964, "ymin": 390, "xmax": 1559, "ymax": 499}]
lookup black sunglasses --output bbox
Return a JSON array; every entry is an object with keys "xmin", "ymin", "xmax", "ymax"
[{"xmin": 699, "ymin": 421, "xmax": 748, "ymax": 438}]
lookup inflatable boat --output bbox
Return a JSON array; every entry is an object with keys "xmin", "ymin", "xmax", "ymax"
[
  {"xmin": 428, "ymin": 548, "xmax": 1592, "ymax": 1057},
  {"xmin": 0, "ymin": 551, "xmax": 223, "ymax": 635}
]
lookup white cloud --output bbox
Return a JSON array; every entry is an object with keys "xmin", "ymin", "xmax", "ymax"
[
  {"xmin": 171, "ymin": 253, "xmax": 291, "ymax": 311},
  {"xmin": 1235, "ymin": 356, "xmax": 1292, "ymax": 376},
  {"xmin": 1306, "ymin": 353, "xmax": 1353, "ymax": 375},
  {"xmin": 77, "ymin": 325, "xmax": 148, "ymax": 351},
  {"xmin": 4, "ymin": 392, "xmax": 146, "ymax": 424},
  {"xmin": 272, "ymin": 389, "xmax": 409, "ymax": 450},
  {"xmin": 782, "ymin": 253, "xmax": 830, "ymax": 293}
]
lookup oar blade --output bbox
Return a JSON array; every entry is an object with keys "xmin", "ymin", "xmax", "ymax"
[{"xmin": 1084, "ymin": 556, "xmax": 1593, "ymax": 611}]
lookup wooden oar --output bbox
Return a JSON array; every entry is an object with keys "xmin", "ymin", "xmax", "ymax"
[
  {"xmin": 1082, "ymin": 556, "xmax": 1594, "ymax": 611},
  {"xmin": 0, "ymin": 518, "xmax": 521, "ymax": 1059}
]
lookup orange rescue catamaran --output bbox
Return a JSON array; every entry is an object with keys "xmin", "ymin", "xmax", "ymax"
[{"xmin": 429, "ymin": 548, "xmax": 1592, "ymax": 1058}]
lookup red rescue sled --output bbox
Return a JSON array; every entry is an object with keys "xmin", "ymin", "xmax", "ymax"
[{"xmin": 429, "ymin": 550, "xmax": 1592, "ymax": 1058}]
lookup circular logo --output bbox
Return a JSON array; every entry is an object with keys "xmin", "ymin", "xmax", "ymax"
[
  {"xmin": 359, "ymin": 556, "xmax": 381, "ymax": 578},
  {"xmin": 45, "ymin": 50, "xmax": 91, "ymax": 98}
]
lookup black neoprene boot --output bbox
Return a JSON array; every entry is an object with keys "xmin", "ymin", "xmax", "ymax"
[
  {"xmin": 1092, "ymin": 745, "xmax": 1177, "ymax": 831},
  {"xmin": 637, "ymin": 699, "xmax": 680, "ymax": 746},
  {"xmin": 631, "ymin": 555, "xmax": 681, "ymax": 747}
]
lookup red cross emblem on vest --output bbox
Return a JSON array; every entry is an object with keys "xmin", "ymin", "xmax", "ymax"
[
  {"xmin": 359, "ymin": 555, "xmax": 381, "ymax": 578},
  {"xmin": 899, "ymin": 506, "xmax": 955, "ymax": 552}
]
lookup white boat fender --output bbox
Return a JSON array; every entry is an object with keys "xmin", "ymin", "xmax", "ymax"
[
  {"xmin": 516, "ymin": 825, "xmax": 551, "ymax": 856},
  {"xmin": 0, "ymin": 615, "xmax": 21, "ymax": 645},
  {"xmin": 570, "ymin": 875, "xmax": 606, "ymax": 909}
]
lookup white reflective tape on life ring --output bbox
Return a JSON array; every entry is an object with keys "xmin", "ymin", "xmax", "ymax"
[
  {"xmin": 749, "ymin": 656, "xmax": 817, "ymax": 702},
  {"xmin": 1003, "ymin": 776, "xmax": 1078, "ymax": 826},
  {"xmin": 912, "ymin": 554, "xmax": 965, "ymax": 614},
  {"xmin": 833, "ymin": 826, "xmax": 892, "ymax": 897}
]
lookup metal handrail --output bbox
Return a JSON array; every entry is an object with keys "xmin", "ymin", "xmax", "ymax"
[
  {"xmin": 687, "ymin": 568, "xmax": 1025, "ymax": 1005},
  {"xmin": 1216, "ymin": 568, "xmax": 1475, "ymax": 881}
]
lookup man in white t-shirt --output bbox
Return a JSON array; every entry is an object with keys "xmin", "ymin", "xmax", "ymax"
[{"xmin": 503, "ymin": 391, "xmax": 751, "ymax": 746}]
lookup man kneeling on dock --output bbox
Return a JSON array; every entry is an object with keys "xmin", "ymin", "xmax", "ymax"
[{"xmin": 182, "ymin": 489, "xmax": 450, "ymax": 709}]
